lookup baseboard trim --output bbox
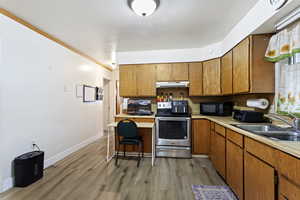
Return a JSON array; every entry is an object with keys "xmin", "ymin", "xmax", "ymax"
[
  {"xmin": 44, "ymin": 135, "xmax": 101, "ymax": 168},
  {"xmin": 1, "ymin": 134, "xmax": 101, "ymax": 193},
  {"xmin": 1, "ymin": 177, "xmax": 13, "ymax": 193}
]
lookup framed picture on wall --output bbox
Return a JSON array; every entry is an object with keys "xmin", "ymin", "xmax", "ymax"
[{"xmin": 83, "ymin": 85, "xmax": 96, "ymax": 102}]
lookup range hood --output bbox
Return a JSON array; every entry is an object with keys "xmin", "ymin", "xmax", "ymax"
[{"xmin": 156, "ymin": 81, "xmax": 189, "ymax": 88}]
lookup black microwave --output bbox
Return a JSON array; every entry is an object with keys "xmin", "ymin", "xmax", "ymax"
[{"xmin": 200, "ymin": 102, "xmax": 233, "ymax": 116}]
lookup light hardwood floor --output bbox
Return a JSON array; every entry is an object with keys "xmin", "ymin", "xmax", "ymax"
[{"xmin": 1, "ymin": 138, "xmax": 225, "ymax": 200}]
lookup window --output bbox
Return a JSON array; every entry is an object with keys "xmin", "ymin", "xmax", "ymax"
[{"xmin": 276, "ymin": 59, "xmax": 300, "ymax": 117}]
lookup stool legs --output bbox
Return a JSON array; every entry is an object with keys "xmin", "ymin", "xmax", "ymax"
[
  {"xmin": 137, "ymin": 142, "xmax": 142, "ymax": 168},
  {"xmin": 115, "ymin": 143, "xmax": 119, "ymax": 166},
  {"xmin": 123, "ymin": 144, "xmax": 126, "ymax": 158}
]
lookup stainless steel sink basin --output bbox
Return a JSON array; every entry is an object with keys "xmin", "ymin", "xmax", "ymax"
[
  {"xmin": 233, "ymin": 124, "xmax": 284, "ymax": 132},
  {"xmin": 254, "ymin": 131, "xmax": 300, "ymax": 141},
  {"xmin": 232, "ymin": 124, "xmax": 300, "ymax": 141}
]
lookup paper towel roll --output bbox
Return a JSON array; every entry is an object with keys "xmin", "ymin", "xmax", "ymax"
[{"xmin": 246, "ymin": 98, "xmax": 269, "ymax": 109}]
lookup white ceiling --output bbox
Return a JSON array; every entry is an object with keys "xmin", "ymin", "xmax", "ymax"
[{"xmin": 0, "ymin": 0, "xmax": 259, "ymax": 65}]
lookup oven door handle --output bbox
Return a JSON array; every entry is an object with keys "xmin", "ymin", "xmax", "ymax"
[{"xmin": 156, "ymin": 117, "xmax": 190, "ymax": 121}]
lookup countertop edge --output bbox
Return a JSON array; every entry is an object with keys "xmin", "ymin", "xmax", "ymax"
[
  {"xmin": 115, "ymin": 114, "xmax": 155, "ymax": 119},
  {"xmin": 192, "ymin": 115, "xmax": 300, "ymax": 160}
]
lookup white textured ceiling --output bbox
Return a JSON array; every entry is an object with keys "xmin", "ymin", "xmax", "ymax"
[{"xmin": 0, "ymin": 0, "xmax": 259, "ymax": 65}]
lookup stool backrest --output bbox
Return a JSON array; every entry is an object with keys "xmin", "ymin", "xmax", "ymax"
[{"xmin": 117, "ymin": 119, "xmax": 138, "ymax": 138}]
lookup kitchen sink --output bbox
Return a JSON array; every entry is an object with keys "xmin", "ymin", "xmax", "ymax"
[
  {"xmin": 232, "ymin": 124, "xmax": 300, "ymax": 141},
  {"xmin": 233, "ymin": 124, "xmax": 284, "ymax": 132}
]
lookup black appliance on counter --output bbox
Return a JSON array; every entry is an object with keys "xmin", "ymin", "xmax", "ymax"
[
  {"xmin": 233, "ymin": 110, "xmax": 267, "ymax": 123},
  {"xmin": 127, "ymin": 99, "xmax": 153, "ymax": 115},
  {"xmin": 200, "ymin": 102, "xmax": 233, "ymax": 116},
  {"xmin": 14, "ymin": 151, "xmax": 44, "ymax": 187},
  {"xmin": 155, "ymin": 100, "xmax": 191, "ymax": 158},
  {"xmin": 171, "ymin": 100, "xmax": 189, "ymax": 114}
]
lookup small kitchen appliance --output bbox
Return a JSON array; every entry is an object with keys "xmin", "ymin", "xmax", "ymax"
[
  {"xmin": 127, "ymin": 99, "xmax": 153, "ymax": 115},
  {"xmin": 200, "ymin": 102, "xmax": 233, "ymax": 116},
  {"xmin": 233, "ymin": 110, "xmax": 267, "ymax": 123},
  {"xmin": 155, "ymin": 100, "xmax": 191, "ymax": 158}
]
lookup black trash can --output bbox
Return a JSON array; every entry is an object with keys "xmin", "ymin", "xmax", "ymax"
[{"xmin": 13, "ymin": 151, "xmax": 44, "ymax": 187}]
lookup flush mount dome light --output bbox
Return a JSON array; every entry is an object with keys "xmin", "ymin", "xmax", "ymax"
[{"xmin": 128, "ymin": 0, "xmax": 159, "ymax": 17}]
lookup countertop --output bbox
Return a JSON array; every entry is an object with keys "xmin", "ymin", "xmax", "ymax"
[
  {"xmin": 114, "ymin": 113, "xmax": 300, "ymax": 159},
  {"xmin": 115, "ymin": 114, "xmax": 155, "ymax": 119},
  {"xmin": 108, "ymin": 122, "xmax": 154, "ymax": 128},
  {"xmin": 192, "ymin": 114, "xmax": 300, "ymax": 159}
]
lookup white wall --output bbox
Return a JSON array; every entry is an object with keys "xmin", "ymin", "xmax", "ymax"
[
  {"xmin": 116, "ymin": 42, "xmax": 222, "ymax": 64},
  {"xmin": 117, "ymin": 0, "xmax": 296, "ymax": 64},
  {"xmin": 0, "ymin": 14, "xmax": 112, "ymax": 192}
]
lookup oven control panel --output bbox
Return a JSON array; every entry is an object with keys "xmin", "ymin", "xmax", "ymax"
[{"xmin": 157, "ymin": 102, "xmax": 172, "ymax": 109}]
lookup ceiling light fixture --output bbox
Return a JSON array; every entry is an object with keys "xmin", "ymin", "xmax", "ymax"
[{"xmin": 128, "ymin": 0, "xmax": 159, "ymax": 17}]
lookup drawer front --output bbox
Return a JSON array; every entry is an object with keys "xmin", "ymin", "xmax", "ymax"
[
  {"xmin": 226, "ymin": 129, "xmax": 243, "ymax": 148},
  {"xmin": 279, "ymin": 151, "xmax": 300, "ymax": 186},
  {"xmin": 115, "ymin": 117, "xmax": 154, "ymax": 123},
  {"xmin": 280, "ymin": 176, "xmax": 300, "ymax": 200},
  {"xmin": 215, "ymin": 124, "xmax": 226, "ymax": 137},
  {"xmin": 245, "ymin": 137, "xmax": 275, "ymax": 166}
]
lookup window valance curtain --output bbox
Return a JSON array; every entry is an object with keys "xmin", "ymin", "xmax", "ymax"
[
  {"xmin": 265, "ymin": 24, "xmax": 300, "ymax": 62},
  {"xmin": 277, "ymin": 61, "xmax": 300, "ymax": 117}
]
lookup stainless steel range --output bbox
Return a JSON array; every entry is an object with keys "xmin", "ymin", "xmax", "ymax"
[{"xmin": 155, "ymin": 101, "xmax": 191, "ymax": 158}]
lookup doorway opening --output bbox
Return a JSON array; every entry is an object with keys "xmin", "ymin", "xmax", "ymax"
[{"xmin": 103, "ymin": 78, "xmax": 111, "ymax": 136}]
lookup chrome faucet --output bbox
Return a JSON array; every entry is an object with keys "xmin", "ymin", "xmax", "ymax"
[{"xmin": 268, "ymin": 113, "xmax": 300, "ymax": 132}]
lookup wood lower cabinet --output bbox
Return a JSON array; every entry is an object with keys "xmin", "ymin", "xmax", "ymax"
[
  {"xmin": 114, "ymin": 117, "xmax": 154, "ymax": 153},
  {"xmin": 189, "ymin": 62, "xmax": 203, "ymax": 96},
  {"xmin": 278, "ymin": 151, "xmax": 300, "ymax": 200},
  {"xmin": 226, "ymin": 140, "xmax": 244, "ymax": 200},
  {"xmin": 211, "ymin": 129, "xmax": 226, "ymax": 179},
  {"xmin": 221, "ymin": 51, "xmax": 233, "ymax": 95},
  {"xmin": 280, "ymin": 176, "xmax": 300, "ymax": 200},
  {"xmin": 203, "ymin": 59, "xmax": 221, "ymax": 96},
  {"xmin": 192, "ymin": 119, "xmax": 210, "ymax": 154},
  {"xmin": 244, "ymin": 152, "xmax": 275, "ymax": 200},
  {"xmin": 119, "ymin": 65, "xmax": 137, "ymax": 97},
  {"xmin": 136, "ymin": 64, "xmax": 156, "ymax": 96},
  {"xmin": 278, "ymin": 151, "xmax": 300, "ymax": 186}
]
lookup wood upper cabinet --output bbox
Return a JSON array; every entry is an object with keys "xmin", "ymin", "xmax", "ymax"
[
  {"xmin": 233, "ymin": 35, "xmax": 274, "ymax": 94},
  {"xmin": 119, "ymin": 65, "xmax": 137, "ymax": 97},
  {"xmin": 189, "ymin": 62, "xmax": 203, "ymax": 96},
  {"xmin": 233, "ymin": 38, "xmax": 250, "ymax": 94},
  {"xmin": 244, "ymin": 152, "xmax": 275, "ymax": 200},
  {"xmin": 136, "ymin": 64, "xmax": 156, "ymax": 97},
  {"xmin": 192, "ymin": 119, "xmax": 210, "ymax": 154},
  {"xmin": 226, "ymin": 139, "xmax": 244, "ymax": 200},
  {"xmin": 156, "ymin": 63, "xmax": 189, "ymax": 81},
  {"xmin": 221, "ymin": 51, "xmax": 233, "ymax": 95},
  {"xmin": 203, "ymin": 58, "xmax": 221, "ymax": 96},
  {"xmin": 156, "ymin": 63, "xmax": 172, "ymax": 81},
  {"xmin": 172, "ymin": 63, "xmax": 189, "ymax": 81}
]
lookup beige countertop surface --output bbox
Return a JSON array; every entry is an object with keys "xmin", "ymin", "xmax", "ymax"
[
  {"xmin": 114, "ymin": 113, "xmax": 300, "ymax": 159},
  {"xmin": 115, "ymin": 114, "xmax": 155, "ymax": 119},
  {"xmin": 192, "ymin": 114, "xmax": 300, "ymax": 159},
  {"xmin": 108, "ymin": 122, "xmax": 154, "ymax": 128}
]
